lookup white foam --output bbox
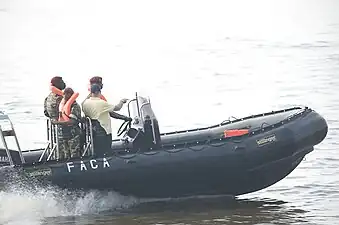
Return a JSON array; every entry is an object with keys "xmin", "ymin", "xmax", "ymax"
[{"xmin": 0, "ymin": 177, "xmax": 140, "ymax": 225}]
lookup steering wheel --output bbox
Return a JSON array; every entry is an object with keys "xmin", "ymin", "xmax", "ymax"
[
  {"xmin": 108, "ymin": 112, "xmax": 132, "ymax": 136},
  {"xmin": 117, "ymin": 120, "xmax": 132, "ymax": 136}
]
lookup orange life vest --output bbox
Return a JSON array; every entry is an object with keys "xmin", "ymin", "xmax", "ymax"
[
  {"xmin": 50, "ymin": 84, "xmax": 63, "ymax": 96},
  {"xmin": 59, "ymin": 92, "xmax": 79, "ymax": 121},
  {"xmin": 99, "ymin": 94, "xmax": 107, "ymax": 101}
]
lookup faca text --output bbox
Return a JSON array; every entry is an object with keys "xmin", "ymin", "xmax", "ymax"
[{"xmin": 66, "ymin": 158, "xmax": 110, "ymax": 173}]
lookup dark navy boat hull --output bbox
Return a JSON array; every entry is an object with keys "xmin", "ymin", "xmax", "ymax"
[{"xmin": 1, "ymin": 107, "xmax": 328, "ymax": 198}]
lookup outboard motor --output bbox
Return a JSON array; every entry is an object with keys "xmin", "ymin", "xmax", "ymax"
[{"xmin": 125, "ymin": 93, "xmax": 161, "ymax": 150}]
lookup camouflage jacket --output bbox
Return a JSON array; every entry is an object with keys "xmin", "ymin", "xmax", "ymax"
[{"xmin": 44, "ymin": 92, "xmax": 63, "ymax": 119}]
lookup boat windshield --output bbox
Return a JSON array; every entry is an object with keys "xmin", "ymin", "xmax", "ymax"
[
  {"xmin": 128, "ymin": 94, "xmax": 157, "ymax": 122},
  {"xmin": 138, "ymin": 96, "xmax": 156, "ymax": 120}
]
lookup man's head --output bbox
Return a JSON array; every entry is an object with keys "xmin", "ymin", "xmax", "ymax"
[
  {"xmin": 51, "ymin": 76, "xmax": 66, "ymax": 90},
  {"xmin": 90, "ymin": 83, "xmax": 101, "ymax": 97},
  {"xmin": 89, "ymin": 76, "xmax": 103, "ymax": 89},
  {"xmin": 63, "ymin": 87, "xmax": 74, "ymax": 102}
]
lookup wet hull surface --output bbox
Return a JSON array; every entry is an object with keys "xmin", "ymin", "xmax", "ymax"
[{"xmin": 0, "ymin": 107, "xmax": 327, "ymax": 198}]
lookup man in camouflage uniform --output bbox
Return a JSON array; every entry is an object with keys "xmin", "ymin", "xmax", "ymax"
[
  {"xmin": 44, "ymin": 76, "xmax": 66, "ymax": 160},
  {"xmin": 44, "ymin": 76, "xmax": 66, "ymax": 119},
  {"xmin": 52, "ymin": 87, "xmax": 82, "ymax": 160}
]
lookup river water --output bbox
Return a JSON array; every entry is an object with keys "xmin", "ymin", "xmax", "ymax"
[{"xmin": 0, "ymin": 0, "xmax": 338, "ymax": 224}]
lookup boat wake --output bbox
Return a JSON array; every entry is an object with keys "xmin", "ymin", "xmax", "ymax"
[{"xmin": 0, "ymin": 167, "xmax": 140, "ymax": 225}]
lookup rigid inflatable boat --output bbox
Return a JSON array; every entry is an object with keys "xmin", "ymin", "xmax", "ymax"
[{"xmin": 0, "ymin": 93, "xmax": 328, "ymax": 198}]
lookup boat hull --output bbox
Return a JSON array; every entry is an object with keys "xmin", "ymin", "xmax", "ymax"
[{"xmin": 1, "ymin": 107, "xmax": 328, "ymax": 198}]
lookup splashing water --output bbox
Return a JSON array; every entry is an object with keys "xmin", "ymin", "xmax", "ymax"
[{"xmin": 0, "ymin": 167, "xmax": 140, "ymax": 225}]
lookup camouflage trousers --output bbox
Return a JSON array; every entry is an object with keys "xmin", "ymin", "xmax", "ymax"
[{"xmin": 58, "ymin": 135, "xmax": 81, "ymax": 160}]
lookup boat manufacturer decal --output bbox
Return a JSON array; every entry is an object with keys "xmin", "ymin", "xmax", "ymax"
[
  {"xmin": 25, "ymin": 167, "xmax": 52, "ymax": 177},
  {"xmin": 256, "ymin": 134, "xmax": 277, "ymax": 147},
  {"xmin": 66, "ymin": 158, "xmax": 110, "ymax": 173}
]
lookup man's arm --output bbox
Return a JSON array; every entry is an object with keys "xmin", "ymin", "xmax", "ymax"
[
  {"xmin": 43, "ymin": 97, "xmax": 50, "ymax": 117},
  {"xmin": 81, "ymin": 93, "xmax": 91, "ymax": 109},
  {"xmin": 107, "ymin": 98, "xmax": 128, "ymax": 112},
  {"xmin": 55, "ymin": 95, "xmax": 63, "ymax": 111},
  {"xmin": 109, "ymin": 112, "xmax": 132, "ymax": 121},
  {"xmin": 70, "ymin": 103, "xmax": 82, "ymax": 121},
  {"xmin": 112, "ymin": 101, "xmax": 124, "ymax": 111}
]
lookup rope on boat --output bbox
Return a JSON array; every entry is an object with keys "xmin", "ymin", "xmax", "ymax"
[{"xmin": 161, "ymin": 106, "xmax": 308, "ymax": 136}]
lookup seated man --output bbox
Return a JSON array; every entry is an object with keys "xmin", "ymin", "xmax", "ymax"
[
  {"xmin": 44, "ymin": 76, "xmax": 66, "ymax": 120},
  {"xmin": 82, "ymin": 84, "xmax": 128, "ymax": 156},
  {"xmin": 52, "ymin": 87, "xmax": 82, "ymax": 160}
]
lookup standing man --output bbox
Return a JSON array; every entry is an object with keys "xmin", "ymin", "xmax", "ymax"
[
  {"xmin": 82, "ymin": 76, "xmax": 131, "ymax": 121},
  {"xmin": 44, "ymin": 76, "xmax": 66, "ymax": 160},
  {"xmin": 44, "ymin": 76, "xmax": 66, "ymax": 119},
  {"xmin": 52, "ymin": 87, "xmax": 82, "ymax": 159},
  {"xmin": 82, "ymin": 84, "xmax": 128, "ymax": 156}
]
